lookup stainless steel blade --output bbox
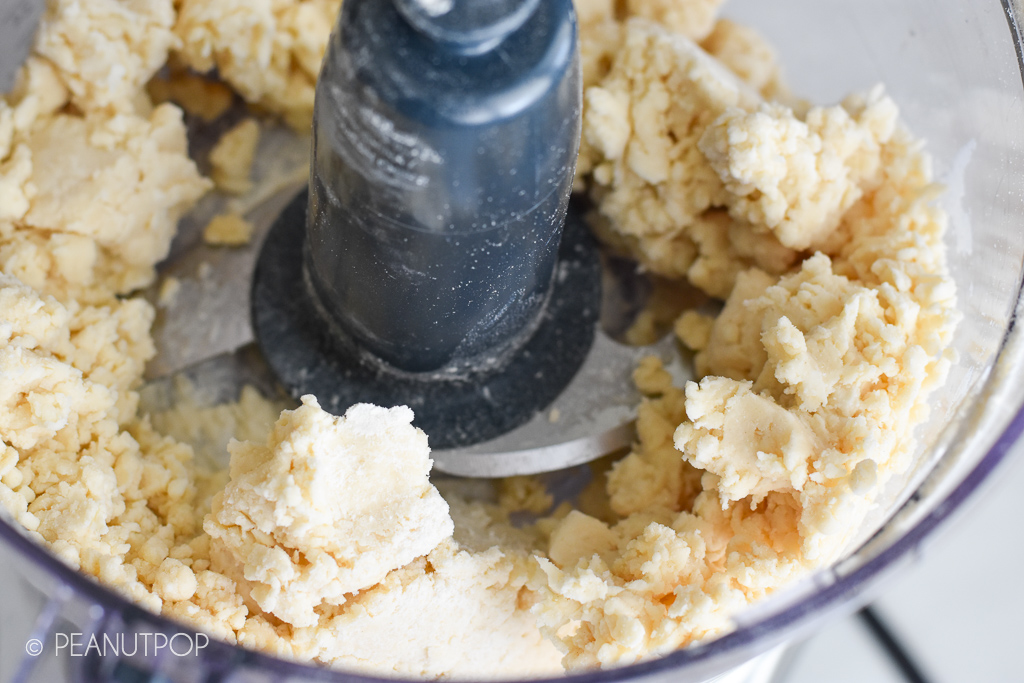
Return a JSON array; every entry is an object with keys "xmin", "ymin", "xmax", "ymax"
[
  {"xmin": 0, "ymin": 0, "xmax": 45, "ymax": 94},
  {"xmin": 430, "ymin": 332, "xmax": 690, "ymax": 477},
  {"xmin": 139, "ymin": 342, "xmax": 285, "ymax": 414},
  {"xmin": 144, "ymin": 116, "xmax": 696, "ymax": 477},
  {"xmin": 142, "ymin": 124, "xmax": 308, "ymax": 380},
  {"xmin": 140, "ymin": 334, "xmax": 689, "ymax": 478}
]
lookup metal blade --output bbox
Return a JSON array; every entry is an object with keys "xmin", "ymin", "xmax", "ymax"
[
  {"xmin": 143, "ymin": 116, "xmax": 698, "ymax": 477},
  {"xmin": 139, "ymin": 342, "xmax": 285, "ymax": 413},
  {"xmin": 0, "ymin": 0, "xmax": 45, "ymax": 94},
  {"xmin": 142, "ymin": 124, "xmax": 308, "ymax": 380},
  {"xmin": 430, "ymin": 331, "xmax": 690, "ymax": 477},
  {"xmin": 139, "ymin": 333, "xmax": 690, "ymax": 478}
]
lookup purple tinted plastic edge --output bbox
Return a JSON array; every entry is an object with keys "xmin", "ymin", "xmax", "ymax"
[{"xmin": 2, "ymin": 2, "xmax": 1023, "ymax": 682}]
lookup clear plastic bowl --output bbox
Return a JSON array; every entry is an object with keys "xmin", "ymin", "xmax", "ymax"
[{"xmin": 3, "ymin": 0, "xmax": 1024, "ymax": 681}]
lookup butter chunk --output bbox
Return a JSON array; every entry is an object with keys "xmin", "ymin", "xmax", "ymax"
[{"xmin": 205, "ymin": 396, "xmax": 453, "ymax": 628}]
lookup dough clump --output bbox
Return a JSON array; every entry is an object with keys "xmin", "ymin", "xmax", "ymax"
[
  {"xmin": 205, "ymin": 397, "xmax": 453, "ymax": 628},
  {"xmin": 173, "ymin": 0, "xmax": 342, "ymax": 129}
]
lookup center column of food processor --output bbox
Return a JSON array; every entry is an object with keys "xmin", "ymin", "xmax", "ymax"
[
  {"xmin": 251, "ymin": 0, "xmax": 603, "ymax": 458},
  {"xmin": 305, "ymin": 0, "xmax": 580, "ymax": 374}
]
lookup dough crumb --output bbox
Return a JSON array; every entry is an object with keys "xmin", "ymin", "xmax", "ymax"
[
  {"xmin": 148, "ymin": 69, "xmax": 235, "ymax": 122},
  {"xmin": 158, "ymin": 277, "xmax": 181, "ymax": 307},
  {"xmin": 209, "ymin": 119, "xmax": 260, "ymax": 195},
  {"xmin": 498, "ymin": 476, "xmax": 554, "ymax": 515},
  {"xmin": 675, "ymin": 310, "xmax": 715, "ymax": 351},
  {"xmin": 203, "ymin": 213, "xmax": 254, "ymax": 246}
]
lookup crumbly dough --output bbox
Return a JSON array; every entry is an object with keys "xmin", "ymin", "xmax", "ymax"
[
  {"xmin": 0, "ymin": 61, "xmax": 210, "ymax": 305},
  {"xmin": 16, "ymin": 108, "xmax": 211, "ymax": 297},
  {"xmin": 576, "ymin": 0, "xmax": 726, "ymax": 95},
  {"xmin": 146, "ymin": 381, "xmax": 287, "ymax": 467},
  {"xmin": 34, "ymin": 0, "xmax": 178, "ymax": 113},
  {"xmin": 498, "ymin": 476, "xmax": 555, "ymax": 515},
  {"xmin": 577, "ymin": 19, "xmax": 801, "ymax": 299},
  {"xmin": 0, "ymin": 0, "xmax": 960, "ymax": 679},
  {"xmin": 700, "ymin": 92, "xmax": 898, "ymax": 251},
  {"xmin": 173, "ymin": 0, "xmax": 342, "ymax": 130},
  {"xmin": 700, "ymin": 19, "xmax": 788, "ymax": 101},
  {"xmin": 529, "ymin": 37, "xmax": 957, "ymax": 661}
]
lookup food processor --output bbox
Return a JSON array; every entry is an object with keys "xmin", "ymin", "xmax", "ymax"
[{"xmin": 3, "ymin": 0, "xmax": 1024, "ymax": 681}]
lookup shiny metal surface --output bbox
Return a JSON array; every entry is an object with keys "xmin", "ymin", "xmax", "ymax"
[
  {"xmin": 141, "ymin": 118, "xmax": 691, "ymax": 475},
  {"xmin": 142, "ymin": 125, "xmax": 309, "ymax": 380},
  {"xmin": 433, "ymin": 332, "xmax": 690, "ymax": 476},
  {"xmin": 0, "ymin": 0, "xmax": 44, "ymax": 93}
]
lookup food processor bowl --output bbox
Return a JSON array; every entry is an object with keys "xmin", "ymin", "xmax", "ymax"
[{"xmin": 3, "ymin": 0, "xmax": 1024, "ymax": 681}]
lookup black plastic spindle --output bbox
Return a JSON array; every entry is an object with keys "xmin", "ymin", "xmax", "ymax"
[
  {"xmin": 251, "ymin": 0, "xmax": 601, "ymax": 451},
  {"xmin": 306, "ymin": 0, "xmax": 581, "ymax": 373}
]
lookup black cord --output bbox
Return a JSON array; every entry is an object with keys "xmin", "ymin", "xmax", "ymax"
[{"xmin": 857, "ymin": 605, "xmax": 933, "ymax": 683}]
